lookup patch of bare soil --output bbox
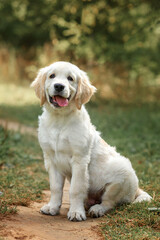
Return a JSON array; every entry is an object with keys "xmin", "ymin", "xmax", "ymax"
[{"xmin": 0, "ymin": 181, "xmax": 104, "ymax": 240}]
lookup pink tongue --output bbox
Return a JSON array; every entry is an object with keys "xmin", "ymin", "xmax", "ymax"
[{"xmin": 55, "ymin": 96, "xmax": 68, "ymax": 107}]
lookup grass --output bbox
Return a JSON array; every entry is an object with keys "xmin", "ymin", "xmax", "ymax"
[
  {"xmin": 0, "ymin": 126, "xmax": 48, "ymax": 215},
  {"xmin": 101, "ymin": 204, "xmax": 160, "ymax": 239},
  {"xmin": 0, "ymin": 83, "xmax": 40, "ymax": 127},
  {"xmin": 0, "ymin": 83, "xmax": 160, "ymax": 238},
  {"xmin": 0, "ymin": 104, "xmax": 41, "ymax": 127}
]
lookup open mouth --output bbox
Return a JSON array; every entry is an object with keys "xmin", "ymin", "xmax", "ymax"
[{"xmin": 49, "ymin": 95, "xmax": 71, "ymax": 108}]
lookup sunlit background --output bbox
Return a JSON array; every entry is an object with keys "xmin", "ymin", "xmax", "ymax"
[{"xmin": 0, "ymin": 0, "xmax": 160, "ymax": 104}]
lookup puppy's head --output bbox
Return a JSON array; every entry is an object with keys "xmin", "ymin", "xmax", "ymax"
[{"xmin": 31, "ymin": 61, "xmax": 96, "ymax": 110}]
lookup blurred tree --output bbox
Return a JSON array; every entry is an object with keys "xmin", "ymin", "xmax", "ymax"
[{"xmin": 0, "ymin": 0, "xmax": 160, "ymax": 86}]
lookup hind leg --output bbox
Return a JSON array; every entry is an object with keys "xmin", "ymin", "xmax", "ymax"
[{"xmin": 88, "ymin": 183, "xmax": 123, "ymax": 218}]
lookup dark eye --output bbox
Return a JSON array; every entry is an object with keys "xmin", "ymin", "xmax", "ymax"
[
  {"xmin": 50, "ymin": 73, "xmax": 55, "ymax": 78},
  {"xmin": 67, "ymin": 76, "xmax": 73, "ymax": 81}
]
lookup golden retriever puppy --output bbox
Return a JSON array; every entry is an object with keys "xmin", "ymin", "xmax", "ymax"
[{"xmin": 31, "ymin": 61, "xmax": 151, "ymax": 221}]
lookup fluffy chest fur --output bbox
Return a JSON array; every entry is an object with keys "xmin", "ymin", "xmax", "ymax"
[
  {"xmin": 38, "ymin": 113, "xmax": 72, "ymax": 175},
  {"xmin": 38, "ymin": 107, "xmax": 92, "ymax": 176}
]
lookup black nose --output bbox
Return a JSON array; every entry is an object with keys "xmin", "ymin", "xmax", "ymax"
[{"xmin": 54, "ymin": 83, "xmax": 65, "ymax": 92}]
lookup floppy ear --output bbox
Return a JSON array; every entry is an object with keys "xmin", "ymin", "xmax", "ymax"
[
  {"xmin": 75, "ymin": 71, "xmax": 96, "ymax": 110},
  {"xmin": 30, "ymin": 67, "xmax": 48, "ymax": 106}
]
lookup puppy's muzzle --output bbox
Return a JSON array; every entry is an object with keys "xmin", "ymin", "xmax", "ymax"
[
  {"xmin": 49, "ymin": 83, "xmax": 71, "ymax": 108},
  {"xmin": 54, "ymin": 83, "xmax": 65, "ymax": 93}
]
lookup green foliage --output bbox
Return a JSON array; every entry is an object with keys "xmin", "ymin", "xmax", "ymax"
[
  {"xmin": 0, "ymin": 0, "xmax": 160, "ymax": 83},
  {"xmin": 0, "ymin": 0, "xmax": 159, "ymax": 105}
]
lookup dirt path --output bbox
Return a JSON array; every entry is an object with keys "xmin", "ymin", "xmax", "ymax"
[
  {"xmin": 0, "ymin": 120, "xmax": 104, "ymax": 240},
  {"xmin": 0, "ymin": 181, "xmax": 103, "ymax": 240}
]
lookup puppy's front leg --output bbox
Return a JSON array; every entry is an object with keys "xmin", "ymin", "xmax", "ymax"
[
  {"xmin": 41, "ymin": 153, "xmax": 65, "ymax": 216},
  {"xmin": 68, "ymin": 160, "xmax": 89, "ymax": 221}
]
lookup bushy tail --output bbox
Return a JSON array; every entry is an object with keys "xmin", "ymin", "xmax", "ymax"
[{"xmin": 133, "ymin": 188, "xmax": 152, "ymax": 203}]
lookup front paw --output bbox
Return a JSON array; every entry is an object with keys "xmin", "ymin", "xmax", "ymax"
[
  {"xmin": 67, "ymin": 209, "xmax": 86, "ymax": 221},
  {"xmin": 40, "ymin": 203, "xmax": 60, "ymax": 216},
  {"xmin": 88, "ymin": 204, "xmax": 106, "ymax": 218}
]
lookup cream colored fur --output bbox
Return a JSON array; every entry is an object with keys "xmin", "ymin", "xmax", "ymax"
[{"xmin": 31, "ymin": 61, "xmax": 152, "ymax": 221}]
